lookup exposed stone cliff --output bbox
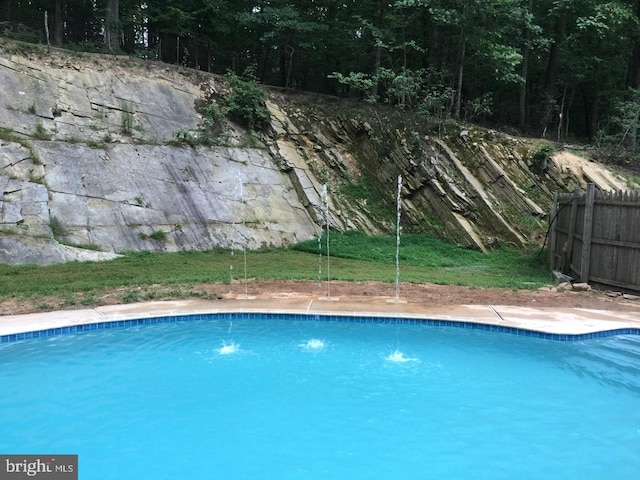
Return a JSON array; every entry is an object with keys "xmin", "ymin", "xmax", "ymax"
[{"xmin": 0, "ymin": 44, "xmax": 629, "ymax": 264}]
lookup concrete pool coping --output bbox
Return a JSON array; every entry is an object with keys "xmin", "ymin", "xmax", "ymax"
[{"xmin": 1, "ymin": 293, "xmax": 639, "ymax": 338}]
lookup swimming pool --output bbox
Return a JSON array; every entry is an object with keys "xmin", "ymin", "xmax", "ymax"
[{"xmin": 1, "ymin": 314, "xmax": 639, "ymax": 479}]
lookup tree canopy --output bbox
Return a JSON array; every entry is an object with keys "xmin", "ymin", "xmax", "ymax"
[{"xmin": 2, "ymin": 0, "xmax": 640, "ymax": 159}]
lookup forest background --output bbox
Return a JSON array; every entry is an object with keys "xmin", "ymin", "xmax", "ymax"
[{"xmin": 2, "ymin": 0, "xmax": 640, "ymax": 168}]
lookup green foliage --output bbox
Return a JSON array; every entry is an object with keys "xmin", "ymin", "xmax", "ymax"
[
  {"xmin": 171, "ymin": 128, "xmax": 199, "ymax": 148},
  {"xmin": 221, "ymin": 70, "xmax": 270, "ymax": 130},
  {"xmin": 49, "ymin": 217, "xmax": 65, "ymax": 238},
  {"xmin": 134, "ymin": 195, "xmax": 148, "ymax": 207},
  {"xmin": 139, "ymin": 229, "xmax": 167, "ymax": 241},
  {"xmin": 418, "ymin": 86, "xmax": 455, "ymax": 135},
  {"xmin": 340, "ymin": 178, "xmax": 394, "ymax": 224},
  {"xmin": 595, "ymin": 88, "xmax": 640, "ymax": 166},
  {"xmin": 328, "ymin": 72, "xmax": 376, "ymax": 102},
  {"xmin": 87, "ymin": 140, "xmax": 108, "ymax": 149},
  {"xmin": 293, "ymin": 231, "xmax": 550, "ymax": 287},
  {"xmin": 612, "ymin": 168, "xmax": 640, "ymax": 189},
  {"xmin": 377, "ymin": 68, "xmax": 426, "ymax": 107},
  {"xmin": 531, "ymin": 144, "xmax": 555, "ymax": 172},
  {"xmin": 171, "ymin": 75, "xmax": 267, "ymax": 147},
  {"xmin": 3, "ymin": 0, "xmax": 640, "ymax": 154},
  {"xmin": 464, "ymin": 93, "xmax": 494, "ymax": 121},
  {"xmin": 0, "ymin": 128, "xmax": 41, "ymax": 163},
  {"xmin": 0, "ymin": 128, "xmax": 24, "ymax": 144},
  {"xmin": 197, "ymin": 101, "xmax": 226, "ymax": 145},
  {"xmin": 119, "ymin": 291, "xmax": 142, "ymax": 303},
  {"xmin": 121, "ymin": 101, "xmax": 134, "ymax": 135},
  {"xmin": 149, "ymin": 230, "xmax": 167, "ymax": 241},
  {"xmin": 32, "ymin": 122, "xmax": 51, "ymax": 140},
  {"xmin": 62, "ymin": 295, "xmax": 78, "ymax": 307},
  {"xmin": 80, "ymin": 294, "xmax": 98, "ymax": 306},
  {"xmin": 0, "ymin": 39, "xmax": 44, "ymax": 55}
]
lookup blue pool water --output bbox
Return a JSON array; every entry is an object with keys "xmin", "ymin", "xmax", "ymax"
[{"xmin": 1, "ymin": 316, "xmax": 639, "ymax": 479}]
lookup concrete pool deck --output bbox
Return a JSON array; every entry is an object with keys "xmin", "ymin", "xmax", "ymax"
[{"xmin": 1, "ymin": 293, "xmax": 639, "ymax": 337}]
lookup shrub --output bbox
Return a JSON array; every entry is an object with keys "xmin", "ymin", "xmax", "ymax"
[
  {"xmin": 222, "ymin": 70, "xmax": 270, "ymax": 131},
  {"xmin": 121, "ymin": 101, "xmax": 134, "ymax": 135},
  {"xmin": 140, "ymin": 230, "xmax": 167, "ymax": 242},
  {"xmin": 149, "ymin": 230, "xmax": 167, "ymax": 241},
  {"xmin": 531, "ymin": 144, "xmax": 554, "ymax": 173}
]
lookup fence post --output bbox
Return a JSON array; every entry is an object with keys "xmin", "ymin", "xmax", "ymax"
[
  {"xmin": 549, "ymin": 192, "xmax": 558, "ymax": 271},
  {"xmin": 580, "ymin": 183, "xmax": 595, "ymax": 283}
]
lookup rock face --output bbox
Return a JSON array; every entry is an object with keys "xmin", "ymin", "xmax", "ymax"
[
  {"xmin": 0, "ymin": 46, "xmax": 630, "ymax": 264},
  {"xmin": 0, "ymin": 138, "xmax": 326, "ymax": 263},
  {"xmin": 266, "ymin": 96, "xmax": 627, "ymax": 252}
]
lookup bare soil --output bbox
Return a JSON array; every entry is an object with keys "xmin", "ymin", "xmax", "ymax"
[{"xmin": 2, "ymin": 280, "xmax": 639, "ymax": 316}]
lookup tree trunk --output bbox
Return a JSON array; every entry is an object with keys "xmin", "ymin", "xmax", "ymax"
[
  {"xmin": 453, "ymin": 3, "xmax": 467, "ymax": 119},
  {"xmin": 104, "ymin": 0, "xmax": 120, "ymax": 53},
  {"xmin": 371, "ymin": 45, "xmax": 382, "ymax": 99},
  {"xmin": 259, "ymin": 46, "xmax": 271, "ymax": 83},
  {"xmin": 370, "ymin": 0, "xmax": 387, "ymax": 100},
  {"xmin": 52, "ymin": 0, "xmax": 64, "ymax": 46},
  {"xmin": 518, "ymin": 41, "xmax": 529, "ymax": 128},
  {"xmin": 627, "ymin": 42, "xmax": 640, "ymax": 89},
  {"xmin": 625, "ymin": 0, "xmax": 640, "ymax": 150},
  {"xmin": 540, "ymin": 14, "xmax": 566, "ymax": 135},
  {"xmin": 453, "ymin": 40, "xmax": 465, "ymax": 119},
  {"xmin": 286, "ymin": 46, "xmax": 294, "ymax": 89},
  {"xmin": 147, "ymin": 19, "xmax": 159, "ymax": 51},
  {"xmin": 122, "ymin": 11, "xmax": 136, "ymax": 53},
  {"xmin": 279, "ymin": 45, "xmax": 287, "ymax": 87},
  {"xmin": 626, "ymin": 0, "xmax": 640, "ymax": 88},
  {"xmin": 0, "ymin": 0, "xmax": 10, "ymax": 22},
  {"xmin": 583, "ymin": 84, "xmax": 599, "ymax": 141},
  {"xmin": 518, "ymin": 0, "xmax": 533, "ymax": 128}
]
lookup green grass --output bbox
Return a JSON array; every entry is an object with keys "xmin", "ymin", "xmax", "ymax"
[
  {"xmin": 0, "ymin": 233, "xmax": 550, "ymax": 306},
  {"xmin": 294, "ymin": 231, "xmax": 549, "ymax": 287}
]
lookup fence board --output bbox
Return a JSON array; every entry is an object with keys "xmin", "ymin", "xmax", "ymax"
[{"xmin": 550, "ymin": 184, "xmax": 640, "ymax": 293}]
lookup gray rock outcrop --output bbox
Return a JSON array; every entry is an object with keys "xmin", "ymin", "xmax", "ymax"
[{"xmin": 0, "ymin": 46, "xmax": 631, "ymax": 264}]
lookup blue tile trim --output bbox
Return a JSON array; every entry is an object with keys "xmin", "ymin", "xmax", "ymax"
[{"xmin": 1, "ymin": 312, "xmax": 639, "ymax": 345}]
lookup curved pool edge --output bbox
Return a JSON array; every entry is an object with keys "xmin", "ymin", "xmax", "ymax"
[{"xmin": 1, "ymin": 296, "xmax": 640, "ymax": 343}]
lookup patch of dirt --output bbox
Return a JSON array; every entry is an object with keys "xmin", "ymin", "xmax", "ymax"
[
  {"xmin": 2, "ymin": 280, "xmax": 639, "ymax": 316},
  {"xmin": 238, "ymin": 280, "xmax": 640, "ymax": 311}
]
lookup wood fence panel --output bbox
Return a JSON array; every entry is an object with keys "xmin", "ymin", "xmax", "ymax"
[{"xmin": 550, "ymin": 185, "xmax": 640, "ymax": 293}]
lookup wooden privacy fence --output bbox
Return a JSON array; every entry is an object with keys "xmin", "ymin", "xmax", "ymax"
[{"xmin": 549, "ymin": 183, "xmax": 640, "ymax": 293}]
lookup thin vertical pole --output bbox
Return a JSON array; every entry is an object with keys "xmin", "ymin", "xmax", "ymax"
[
  {"xmin": 395, "ymin": 175, "xmax": 402, "ymax": 303},
  {"xmin": 325, "ymin": 187, "xmax": 330, "ymax": 299},
  {"xmin": 241, "ymin": 181, "xmax": 248, "ymax": 297}
]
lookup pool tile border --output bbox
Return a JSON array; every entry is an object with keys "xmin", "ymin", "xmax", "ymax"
[{"xmin": 1, "ymin": 312, "xmax": 639, "ymax": 345}]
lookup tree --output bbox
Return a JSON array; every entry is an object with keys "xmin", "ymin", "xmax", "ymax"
[
  {"xmin": 51, "ymin": 0, "xmax": 65, "ymax": 46},
  {"xmin": 236, "ymin": 1, "xmax": 327, "ymax": 87},
  {"xmin": 104, "ymin": 0, "xmax": 120, "ymax": 52},
  {"xmin": 0, "ymin": 0, "xmax": 10, "ymax": 22}
]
